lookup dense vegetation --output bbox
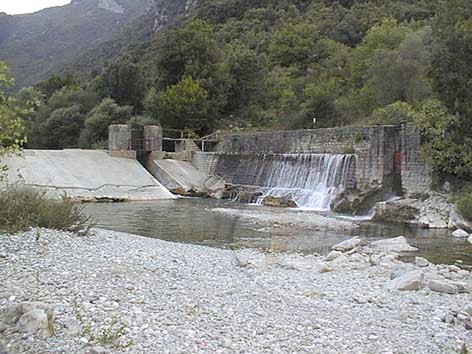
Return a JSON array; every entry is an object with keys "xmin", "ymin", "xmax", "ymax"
[{"xmin": 13, "ymin": 0, "xmax": 472, "ymax": 179}]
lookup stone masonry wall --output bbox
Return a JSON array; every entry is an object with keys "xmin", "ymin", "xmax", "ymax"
[
  {"xmin": 208, "ymin": 126, "xmax": 402, "ymax": 190},
  {"xmin": 400, "ymin": 123, "xmax": 432, "ymax": 194}
]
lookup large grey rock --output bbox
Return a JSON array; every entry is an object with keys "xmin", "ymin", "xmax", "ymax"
[
  {"xmin": 451, "ymin": 228, "xmax": 469, "ymax": 238},
  {"xmin": 415, "ymin": 257, "xmax": 429, "ymax": 267},
  {"xmin": 448, "ymin": 207, "xmax": 472, "ymax": 233},
  {"xmin": 325, "ymin": 250, "xmax": 343, "ymax": 261},
  {"xmin": 332, "ymin": 237, "xmax": 361, "ymax": 252},
  {"xmin": 468, "ymin": 235, "xmax": 472, "ymax": 245},
  {"xmin": 386, "ymin": 270, "xmax": 423, "ymax": 291},
  {"xmin": 16, "ymin": 309, "xmax": 51, "ymax": 338},
  {"xmin": 417, "ymin": 194, "xmax": 451, "ymax": 229},
  {"xmin": 370, "ymin": 236, "xmax": 418, "ymax": 253},
  {"xmin": 373, "ymin": 198, "xmax": 419, "ymax": 223},
  {"xmin": 428, "ymin": 279, "xmax": 457, "ymax": 294}
]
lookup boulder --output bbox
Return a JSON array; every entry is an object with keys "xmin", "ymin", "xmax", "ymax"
[
  {"xmin": 373, "ymin": 198, "xmax": 419, "ymax": 223},
  {"xmin": 262, "ymin": 196, "xmax": 297, "ymax": 208},
  {"xmin": 370, "ymin": 236, "xmax": 418, "ymax": 253},
  {"xmin": 448, "ymin": 207, "xmax": 472, "ymax": 233},
  {"xmin": 417, "ymin": 194, "xmax": 452, "ymax": 229},
  {"xmin": 415, "ymin": 257, "xmax": 429, "ymax": 267},
  {"xmin": 386, "ymin": 270, "xmax": 423, "ymax": 291},
  {"xmin": 469, "ymin": 235, "xmax": 472, "ymax": 245},
  {"xmin": 16, "ymin": 309, "xmax": 51, "ymax": 338},
  {"xmin": 319, "ymin": 263, "xmax": 333, "ymax": 273},
  {"xmin": 205, "ymin": 175, "xmax": 226, "ymax": 199},
  {"xmin": 331, "ymin": 187, "xmax": 385, "ymax": 215},
  {"xmin": 451, "ymin": 228, "xmax": 469, "ymax": 238},
  {"xmin": 325, "ymin": 250, "xmax": 343, "ymax": 261},
  {"xmin": 428, "ymin": 279, "xmax": 457, "ymax": 294},
  {"xmin": 332, "ymin": 236, "xmax": 362, "ymax": 252}
]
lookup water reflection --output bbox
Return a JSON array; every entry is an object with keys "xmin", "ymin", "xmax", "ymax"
[{"xmin": 84, "ymin": 198, "xmax": 472, "ymax": 265}]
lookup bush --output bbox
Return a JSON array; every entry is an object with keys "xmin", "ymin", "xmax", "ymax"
[
  {"xmin": 0, "ymin": 187, "xmax": 94, "ymax": 235},
  {"xmin": 456, "ymin": 192, "xmax": 472, "ymax": 221}
]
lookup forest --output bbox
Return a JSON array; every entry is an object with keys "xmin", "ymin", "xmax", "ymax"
[{"xmin": 5, "ymin": 0, "xmax": 472, "ymax": 178}]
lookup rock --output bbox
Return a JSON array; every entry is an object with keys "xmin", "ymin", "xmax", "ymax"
[
  {"xmin": 205, "ymin": 175, "xmax": 226, "ymax": 199},
  {"xmin": 16, "ymin": 309, "xmax": 51, "ymax": 338},
  {"xmin": 64, "ymin": 317, "xmax": 81, "ymax": 336},
  {"xmin": 262, "ymin": 196, "xmax": 297, "ymax": 208},
  {"xmin": 370, "ymin": 236, "xmax": 418, "ymax": 253},
  {"xmin": 386, "ymin": 270, "xmax": 423, "ymax": 291},
  {"xmin": 87, "ymin": 346, "xmax": 108, "ymax": 354},
  {"xmin": 325, "ymin": 250, "xmax": 343, "ymax": 261},
  {"xmin": 373, "ymin": 198, "xmax": 419, "ymax": 223},
  {"xmin": 415, "ymin": 257, "xmax": 429, "ymax": 267},
  {"xmin": 390, "ymin": 267, "xmax": 408, "ymax": 280},
  {"xmin": 428, "ymin": 279, "xmax": 458, "ymax": 294},
  {"xmin": 469, "ymin": 235, "xmax": 472, "ymax": 245},
  {"xmin": 329, "ymin": 254, "xmax": 350, "ymax": 267},
  {"xmin": 331, "ymin": 187, "xmax": 385, "ymax": 215},
  {"xmin": 319, "ymin": 263, "xmax": 333, "ymax": 273},
  {"xmin": 417, "ymin": 194, "xmax": 452, "ymax": 229},
  {"xmin": 332, "ymin": 236, "xmax": 361, "ymax": 252},
  {"xmin": 465, "ymin": 305, "xmax": 472, "ymax": 317},
  {"xmin": 448, "ymin": 207, "xmax": 472, "ymax": 233},
  {"xmin": 451, "ymin": 228, "xmax": 469, "ymax": 238}
]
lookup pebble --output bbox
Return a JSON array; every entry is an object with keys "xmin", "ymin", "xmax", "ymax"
[{"xmin": 0, "ymin": 228, "xmax": 470, "ymax": 353}]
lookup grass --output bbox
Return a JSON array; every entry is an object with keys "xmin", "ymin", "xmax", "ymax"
[{"xmin": 0, "ymin": 186, "xmax": 94, "ymax": 235}]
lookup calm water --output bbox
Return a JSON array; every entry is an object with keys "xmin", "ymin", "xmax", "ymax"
[{"xmin": 84, "ymin": 198, "xmax": 472, "ymax": 265}]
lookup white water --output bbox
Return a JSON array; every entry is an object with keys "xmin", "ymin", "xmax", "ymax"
[{"xmin": 256, "ymin": 154, "xmax": 354, "ymax": 210}]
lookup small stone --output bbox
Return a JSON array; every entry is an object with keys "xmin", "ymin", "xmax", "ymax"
[
  {"xmin": 319, "ymin": 263, "xmax": 333, "ymax": 273},
  {"xmin": 332, "ymin": 237, "xmax": 361, "ymax": 252},
  {"xmin": 465, "ymin": 305, "xmax": 472, "ymax": 317},
  {"xmin": 428, "ymin": 279, "xmax": 457, "ymax": 294},
  {"xmin": 415, "ymin": 257, "xmax": 429, "ymax": 267},
  {"xmin": 386, "ymin": 270, "xmax": 423, "ymax": 291},
  {"xmin": 452, "ymin": 229, "xmax": 469, "ymax": 238}
]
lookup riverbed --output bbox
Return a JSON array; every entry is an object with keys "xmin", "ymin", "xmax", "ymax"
[{"xmin": 84, "ymin": 198, "xmax": 472, "ymax": 265}]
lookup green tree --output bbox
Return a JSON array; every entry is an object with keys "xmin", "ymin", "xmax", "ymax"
[
  {"xmin": 301, "ymin": 79, "xmax": 340, "ymax": 128},
  {"xmin": 369, "ymin": 101, "xmax": 416, "ymax": 125},
  {"xmin": 34, "ymin": 73, "xmax": 77, "ymax": 100},
  {"xmin": 414, "ymin": 99, "xmax": 472, "ymax": 177},
  {"xmin": 156, "ymin": 76, "xmax": 210, "ymax": 132},
  {"xmin": 98, "ymin": 57, "xmax": 144, "ymax": 111},
  {"xmin": 0, "ymin": 62, "xmax": 27, "ymax": 178},
  {"xmin": 80, "ymin": 98, "xmax": 132, "ymax": 147},
  {"xmin": 40, "ymin": 105, "xmax": 85, "ymax": 149}
]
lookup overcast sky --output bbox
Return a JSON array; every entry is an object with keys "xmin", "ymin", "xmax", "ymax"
[{"xmin": 0, "ymin": 0, "xmax": 71, "ymax": 15}]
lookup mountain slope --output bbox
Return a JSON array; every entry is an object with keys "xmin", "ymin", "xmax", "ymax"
[{"xmin": 0, "ymin": 0, "xmax": 179, "ymax": 89}]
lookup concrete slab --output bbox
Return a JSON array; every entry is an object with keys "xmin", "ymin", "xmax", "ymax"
[
  {"xmin": 153, "ymin": 159, "xmax": 208, "ymax": 192},
  {"xmin": 1, "ymin": 150, "xmax": 175, "ymax": 201}
]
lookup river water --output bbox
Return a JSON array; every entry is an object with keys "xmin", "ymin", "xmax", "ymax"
[{"xmin": 84, "ymin": 198, "xmax": 472, "ymax": 266}]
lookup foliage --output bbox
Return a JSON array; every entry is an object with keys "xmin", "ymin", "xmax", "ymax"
[
  {"xmin": 80, "ymin": 98, "xmax": 133, "ymax": 147},
  {"xmin": 414, "ymin": 99, "xmax": 472, "ymax": 177},
  {"xmin": 369, "ymin": 101, "xmax": 417, "ymax": 125},
  {"xmin": 456, "ymin": 192, "xmax": 472, "ymax": 221},
  {"xmin": 154, "ymin": 76, "xmax": 210, "ymax": 132},
  {"xmin": 0, "ymin": 61, "xmax": 27, "ymax": 178},
  {"xmin": 0, "ymin": 186, "xmax": 93, "ymax": 236}
]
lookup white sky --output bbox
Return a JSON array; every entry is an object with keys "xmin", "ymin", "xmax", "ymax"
[{"xmin": 0, "ymin": 0, "xmax": 71, "ymax": 15}]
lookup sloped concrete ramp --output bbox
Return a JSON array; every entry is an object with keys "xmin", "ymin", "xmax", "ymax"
[
  {"xmin": 152, "ymin": 159, "xmax": 226, "ymax": 198},
  {"xmin": 1, "ymin": 150, "xmax": 175, "ymax": 201},
  {"xmin": 153, "ymin": 159, "xmax": 208, "ymax": 192}
]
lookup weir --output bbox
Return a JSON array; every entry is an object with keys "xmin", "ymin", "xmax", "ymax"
[{"xmin": 253, "ymin": 154, "xmax": 355, "ymax": 209}]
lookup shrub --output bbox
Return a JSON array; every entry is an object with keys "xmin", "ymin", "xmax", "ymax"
[
  {"xmin": 456, "ymin": 192, "xmax": 472, "ymax": 221},
  {"xmin": 0, "ymin": 187, "xmax": 94, "ymax": 235}
]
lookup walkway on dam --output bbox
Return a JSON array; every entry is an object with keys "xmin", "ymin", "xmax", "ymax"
[{"xmin": 1, "ymin": 150, "xmax": 175, "ymax": 201}]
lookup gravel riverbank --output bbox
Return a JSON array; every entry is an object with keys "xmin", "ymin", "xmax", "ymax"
[{"xmin": 0, "ymin": 229, "xmax": 471, "ymax": 353}]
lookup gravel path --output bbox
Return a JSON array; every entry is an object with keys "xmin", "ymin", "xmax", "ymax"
[{"xmin": 0, "ymin": 228, "xmax": 471, "ymax": 353}]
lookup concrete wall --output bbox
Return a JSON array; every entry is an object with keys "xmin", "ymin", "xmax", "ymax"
[{"xmin": 109, "ymin": 125, "xmax": 132, "ymax": 151}]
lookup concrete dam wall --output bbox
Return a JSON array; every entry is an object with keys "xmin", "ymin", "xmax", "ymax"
[{"xmin": 1, "ymin": 150, "xmax": 175, "ymax": 201}]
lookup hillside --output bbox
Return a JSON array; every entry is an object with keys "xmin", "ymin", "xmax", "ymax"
[{"xmin": 0, "ymin": 0, "xmax": 186, "ymax": 89}]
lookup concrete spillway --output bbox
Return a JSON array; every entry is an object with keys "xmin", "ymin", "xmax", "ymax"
[{"xmin": 1, "ymin": 150, "xmax": 175, "ymax": 201}]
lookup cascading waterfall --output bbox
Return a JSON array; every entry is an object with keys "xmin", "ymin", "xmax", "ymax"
[{"xmin": 255, "ymin": 154, "xmax": 354, "ymax": 210}]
